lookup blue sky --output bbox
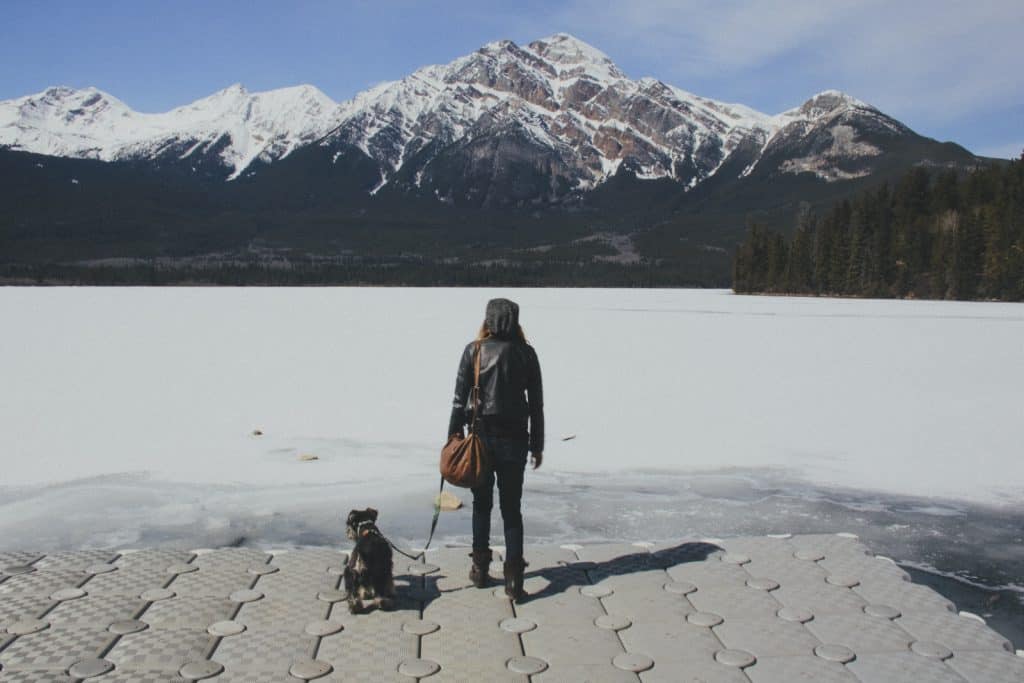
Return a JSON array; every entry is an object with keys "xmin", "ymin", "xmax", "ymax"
[{"xmin": 2, "ymin": 0, "xmax": 1021, "ymax": 158}]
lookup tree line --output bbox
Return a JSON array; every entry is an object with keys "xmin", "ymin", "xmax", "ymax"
[
  {"xmin": 0, "ymin": 259, "xmax": 722, "ymax": 288},
  {"xmin": 733, "ymin": 155, "xmax": 1024, "ymax": 301}
]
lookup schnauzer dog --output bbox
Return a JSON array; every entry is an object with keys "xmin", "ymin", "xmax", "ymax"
[{"xmin": 343, "ymin": 507, "xmax": 396, "ymax": 613}]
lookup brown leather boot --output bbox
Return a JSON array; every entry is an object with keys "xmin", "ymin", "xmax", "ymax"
[
  {"xmin": 469, "ymin": 549, "xmax": 492, "ymax": 588},
  {"xmin": 503, "ymin": 558, "xmax": 528, "ymax": 603}
]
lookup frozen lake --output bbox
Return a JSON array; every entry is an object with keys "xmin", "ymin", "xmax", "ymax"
[{"xmin": 2, "ymin": 287, "xmax": 1022, "ymax": 642}]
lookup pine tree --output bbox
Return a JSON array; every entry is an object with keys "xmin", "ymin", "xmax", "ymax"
[
  {"xmin": 829, "ymin": 204, "xmax": 851, "ymax": 294},
  {"xmin": 732, "ymin": 157, "xmax": 1022, "ymax": 301},
  {"xmin": 785, "ymin": 217, "xmax": 813, "ymax": 293}
]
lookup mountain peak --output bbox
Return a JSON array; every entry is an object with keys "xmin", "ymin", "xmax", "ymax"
[
  {"xmin": 35, "ymin": 85, "xmax": 111, "ymax": 103},
  {"xmin": 42, "ymin": 85, "xmax": 78, "ymax": 98},
  {"xmin": 528, "ymin": 33, "xmax": 613, "ymax": 66},
  {"xmin": 799, "ymin": 90, "xmax": 872, "ymax": 114},
  {"xmin": 524, "ymin": 33, "xmax": 626, "ymax": 84},
  {"xmin": 25, "ymin": 85, "xmax": 124, "ymax": 113},
  {"xmin": 480, "ymin": 38, "xmax": 517, "ymax": 52},
  {"xmin": 209, "ymin": 83, "xmax": 248, "ymax": 99}
]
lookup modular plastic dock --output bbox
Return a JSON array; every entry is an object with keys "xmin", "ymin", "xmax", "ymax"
[{"xmin": 1, "ymin": 534, "xmax": 1020, "ymax": 682}]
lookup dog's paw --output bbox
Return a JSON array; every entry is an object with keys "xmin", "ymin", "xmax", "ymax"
[
  {"xmin": 347, "ymin": 599, "xmax": 365, "ymax": 615},
  {"xmin": 377, "ymin": 596, "xmax": 395, "ymax": 611}
]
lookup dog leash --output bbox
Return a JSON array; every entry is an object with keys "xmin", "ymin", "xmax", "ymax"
[{"xmin": 386, "ymin": 476, "xmax": 445, "ymax": 562}]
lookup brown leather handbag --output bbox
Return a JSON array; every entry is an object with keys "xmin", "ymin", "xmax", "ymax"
[{"xmin": 440, "ymin": 341, "xmax": 490, "ymax": 488}]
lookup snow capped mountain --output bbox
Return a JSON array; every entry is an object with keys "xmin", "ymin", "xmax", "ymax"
[
  {"xmin": 0, "ymin": 33, "xmax": 946, "ymax": 199},
  {"xmin": 322, "ymin": 33, "xmax": 784, "ymax": 195},
  {"xmin": 0, "ymin": 83, "xmax": 339, "ymax": 179}
]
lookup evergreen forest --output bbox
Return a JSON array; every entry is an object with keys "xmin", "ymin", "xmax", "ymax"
[{"xmin": 732, "ymin": 155, "xmax": 1024, "ymax": 301}]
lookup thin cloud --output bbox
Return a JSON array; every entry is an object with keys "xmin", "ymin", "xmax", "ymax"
[{"xmin": 526, "ymin": 0, "xmax": 1022, "ymax": 124}]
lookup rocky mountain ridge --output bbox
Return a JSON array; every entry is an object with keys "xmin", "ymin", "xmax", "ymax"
[{"xmin": 1, "ymin": 34, "xmax": 938, "ymax": 202}]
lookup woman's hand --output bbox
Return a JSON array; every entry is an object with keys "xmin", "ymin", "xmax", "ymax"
[{"xmin": 530, "ymin": 451, "xmax": 543, "ymax": 470}]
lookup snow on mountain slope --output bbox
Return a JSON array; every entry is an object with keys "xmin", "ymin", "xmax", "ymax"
[
  {"xmin": 0, "ymin": 83, "xmax": 339, "ymax": 179},
  {"xmin": 322, "ymin": 34, "xmax": 784, "ymax": 192},
  {"xmin": 0, "ymin": 34, "xmax": 912, "ymax": 190},
  {"xmin": 746, "ymin": 89, "xmax": 911, "ymax": 181}
]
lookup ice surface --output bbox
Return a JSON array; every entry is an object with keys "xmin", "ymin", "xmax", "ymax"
[{"xmin": 3, "ymin": 287, "xmax": 1020, "ymax": 501}]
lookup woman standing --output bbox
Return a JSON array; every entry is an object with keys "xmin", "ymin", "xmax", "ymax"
[{"xmin": 448, "ymin": 298, "xmax": 543, "ymax": 602}]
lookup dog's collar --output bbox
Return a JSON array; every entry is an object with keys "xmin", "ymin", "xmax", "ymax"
[{"xmin": 356, "ymin": 519, "xmax": 380, "ymax": 538}]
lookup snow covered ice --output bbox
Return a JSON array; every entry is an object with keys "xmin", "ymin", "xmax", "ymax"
[{"xmin": 1, "ymin": 287, "xmax": 1022, "ymax": 642}]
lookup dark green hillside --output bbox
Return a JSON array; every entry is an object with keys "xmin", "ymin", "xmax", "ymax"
[
  {"xmin": 733, "ymin": 155, "xmax": 1024, "ymax": 300},
  {"xmin": 0, "ymin": 126, "xmax": 988, "ymax": 287}
]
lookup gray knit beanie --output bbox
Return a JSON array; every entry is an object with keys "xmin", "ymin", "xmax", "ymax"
[{"xmin": 484, "ymin": 298, "xmax": 520, "ymax": 339}]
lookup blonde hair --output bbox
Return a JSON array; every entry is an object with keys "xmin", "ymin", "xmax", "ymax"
[{"xmin": 476, "ymin": 322, "xmax": 528, "ymax": 343}]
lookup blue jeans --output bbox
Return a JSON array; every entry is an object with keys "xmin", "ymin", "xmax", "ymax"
[{"xmin": 471, "ymin": 433, "xmax": 528, "ymax": 561}]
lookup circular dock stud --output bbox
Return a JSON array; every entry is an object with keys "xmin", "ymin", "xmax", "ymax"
[
  {"xmin": 305, "ymin": 620, "xmax": 344, "ymax": 637},
  {"xmin": 2, "ymin": 565, "xmax": 36, "ymax": 575},
  {"xmin": 507, "ymin": 656, "xmax": 548, "ymax": 675},
  {"xmin": 716, "ymin": 649, "xmax": 756, "ymax": 668},
  {"xmin": 767, "ymin": 533, "xmax": 793, "ymax": 539},
  {"xmin": 208, "ymin": 620, "xmax": 246, "ymax": 637},
  {"xmin": 108, "ymin": 619, "xmax": 148, "ymax": 635},
  {"xmin": 403, "ymin": 620, "xmax": 440, "ymax": 635},
  {"xmin": 247, "ymin": 563, "xmax": 278, "ymax": 576},
  {"xmin": 398, "ymin": 658, "xmax": 440, "ymax": 678},
  {"xmin": 69, "ymin": 658, "xmax": 115, "ymax": 679},
  {"xmin": 407, "ymin": 563, "xmax": 439, "ymax": 576},
  {"xmin": 864, "ymin": 604, "xmax": 901, "ymax": 620},
  {"xmin": 180, "ymin": 660, "xmax": 225, "ymax": 680},
  {"xmin": 140, "ymin": 588, "xmax": 175, "ymax": 601},
  {"xmin": 580, "ymin": 584, "xmax": 614, "ymax": 598},
  {"xmin": 687, "ymin": 612, "xmax": 724, "ymax": 627},
  {"xmin": 664, "ymin": 581, "xmax": 697, "ymax": 595},
  {"xmin": 612, "ymin": 653, "xmax": 654, "ymax": 673},
  {"xmin": 85, "ymin": 563, "xmax": 117, "ymax": 575},
  {"xmin": 826, "ymin": 575, "xmax": 860, "ymax": 588},
  {"xmin": 795, "ymin": 550, "xmax": 825, "ymax": 561},
  {"xmin": 595, "ymin": 614, "xmax": 632, "ymax": 631},
  {"xmin": 721, "ymin": 553, "xmax": 751, "ymax": 565},
  {"xmin": 746, "ymin": 578, "xmax": 779, "ymax": 591},
  {"xmin": 560, "ymin": 544, "xmax": 583, "ymax": 551},
  {"xmin": 500, "ymin": 617, "xmax": 537, "ymax": 634},
  {"xmin": 836, "ymin": 532, "xmax": 859, "ymax": 539},
  {"xmin": 815, "ymin": 644, "xmax": 856, "ymax": 663},
  {"xmin": 910, "ymin": 641, "xmax": 953, "ymax": 660},
  {"xmin": 7, "ymin": 619, "xmax": 50, "ymax": 635},
  {"xmin": 50, "ymin": 588, "xmax": 87, "ymax": 601},
  {"xmin": 166, "ymin": 563, "xmax": 198, "ymax": 575},
  {"xmin": 229, "ymin": 589, "xmax": 263, "ymax": 603},
  {"xmin": 777, "ymin": 607, "xmax": 814, "ymax": 623},
  {"xmin": 290, "ymin": 659, "xmax": 333, "ymax": 680},
  {"xmin": 317, "ymin": 589, "xmax": 347, "ymax": 603}
]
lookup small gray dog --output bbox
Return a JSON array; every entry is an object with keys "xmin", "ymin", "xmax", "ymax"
[{"xmin": 344, "ymin": 508, "xmax": 396, "ymax": 613}]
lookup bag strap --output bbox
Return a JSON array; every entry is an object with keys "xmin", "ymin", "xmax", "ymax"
[{"xmin": 469, "ymin": 340, "xmax": 482, "ymax": 432}]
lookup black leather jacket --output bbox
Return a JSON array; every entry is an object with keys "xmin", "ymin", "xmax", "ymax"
[{"xmin": 447, "ymin": 337, "xmax": 544, "ymax": 453}]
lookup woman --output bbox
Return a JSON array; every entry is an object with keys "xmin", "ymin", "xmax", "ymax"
[{"xmin": 448, "ymin": 298, "xmax": 543, "ymax": 602}]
